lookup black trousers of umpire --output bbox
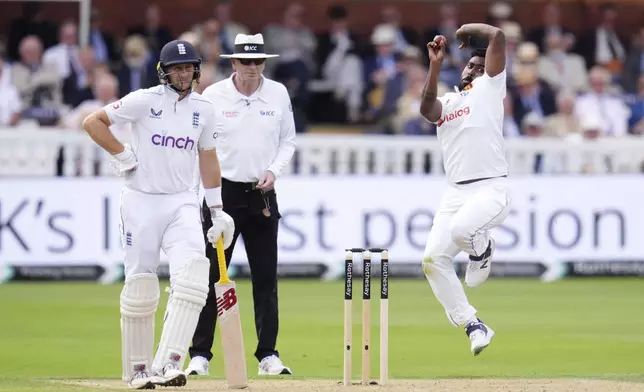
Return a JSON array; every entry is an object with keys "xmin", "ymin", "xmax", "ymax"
[{"xmin": 189, "ymin": 178, "xmax": 281, "ymax": 362}]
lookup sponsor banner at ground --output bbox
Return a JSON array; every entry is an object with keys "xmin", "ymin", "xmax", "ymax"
[{"xmin": 1, "ymin": 176, "xmax": 642, "ymax": 282}]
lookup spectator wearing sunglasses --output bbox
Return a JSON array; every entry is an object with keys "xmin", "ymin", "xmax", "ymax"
[{"xmin": 186, "ymin": 33, "xmax": 296, "ymax": 378}]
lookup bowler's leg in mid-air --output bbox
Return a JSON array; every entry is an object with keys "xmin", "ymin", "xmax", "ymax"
[{"xmin": 422, "ymin": 178, "xmax": 510, "ymax": 355}]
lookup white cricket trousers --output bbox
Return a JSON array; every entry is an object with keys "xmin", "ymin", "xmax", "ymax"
[
  {"xmin": 422, "ymin": 177, "xmax": 511, "ymax": 326},
  {"xmin": 119, "ymin": 187, "xmax": 206, "ymax": 278}
]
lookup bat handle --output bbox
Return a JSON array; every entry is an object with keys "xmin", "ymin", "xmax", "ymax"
[{"xmin": 216, "ymin": 236, "xmax": 231, "ymax": 284}]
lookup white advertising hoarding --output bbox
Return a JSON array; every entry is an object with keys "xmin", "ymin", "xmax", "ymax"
[{"xmin": 0, "ymin": 176, "xmax": 641, "ymax": 268}]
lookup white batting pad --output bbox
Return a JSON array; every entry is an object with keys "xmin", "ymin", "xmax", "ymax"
[
  {"xmin": 152, "ymin": 256, "xmax": 209, "ymax": 373},
  {"xmin": 120, "ymin": 273, "xmax": 160, "ymax": 380}
]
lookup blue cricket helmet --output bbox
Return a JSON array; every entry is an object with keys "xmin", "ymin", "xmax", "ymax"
[{"xmin": 157, "ymin": 40, "xmax": 202, "ymax": 90}]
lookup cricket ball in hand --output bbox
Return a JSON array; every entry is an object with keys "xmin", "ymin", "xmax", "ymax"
[{"xmin": 434, "ymin": 36, "xmax": 447, "ymax": 47}]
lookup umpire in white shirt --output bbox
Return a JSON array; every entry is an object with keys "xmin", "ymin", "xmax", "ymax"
[{"xmin": 186, "ymin": 33, "xmax": 297, "ymax": 376}]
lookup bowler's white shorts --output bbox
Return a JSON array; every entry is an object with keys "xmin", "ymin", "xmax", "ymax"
[{"xmin": 119, "ymin": 187, "xmax": 205, "ymax": 278}]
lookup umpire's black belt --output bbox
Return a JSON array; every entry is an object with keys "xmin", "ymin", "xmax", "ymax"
[{"xmin": 222, "ymin": 177, "xmax": 262, "ymax": 192}]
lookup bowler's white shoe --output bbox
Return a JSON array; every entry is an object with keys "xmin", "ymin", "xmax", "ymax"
[
  {"xmin": 127, "ymin": 371, "xmax": 155, "ymax": 390},
  {"xmin": 258, "ymin": 355, "xmax": 292, "ymax": 375},
  {"xmin": 465, "ymin": 238, "xmax": 495, "ymax": 287},
  {"xmin": 152, "ymin": 363, "xmax": 187, "ymax": 387},
  {"xmin": 466, "ymin": 319, "xmax": 495, "ymax": 356},
  {"xmin": 185, "ymin": 356, "xmax": 209, "ymax": 376}
]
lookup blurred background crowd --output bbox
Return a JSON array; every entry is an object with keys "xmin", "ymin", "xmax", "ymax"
[{"xmin": 0, "ymin": 0, "xmax": 643, "ymax": 142}]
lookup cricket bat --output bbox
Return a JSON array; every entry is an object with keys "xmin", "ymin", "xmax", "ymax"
[{"xmin": 214, "ymin": 237, "xmax": 248, "ymax": 389}]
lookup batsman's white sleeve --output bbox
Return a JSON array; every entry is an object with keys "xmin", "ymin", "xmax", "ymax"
[
  {"xmin": 104, "ymin": 89, "xmax": 149, "ymax": 126},
  {"xmin": 198, "ymin": 103, "xmax": 218, "ymax": 151}
]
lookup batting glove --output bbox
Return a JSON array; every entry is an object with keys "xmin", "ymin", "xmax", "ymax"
[
  {"xmin": 207, "ymin": 208, "xmax": 235, "ymax": 249},
  {"xmin": 110, "ymin": 143, "xmax": 138, "ymax": 177}
]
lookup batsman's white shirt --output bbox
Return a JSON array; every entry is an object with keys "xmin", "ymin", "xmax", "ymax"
[
  {"xmin": 104, "ymin": 85, "xmax": 217, "ymax": 277},
  {"xmin": 434, "ymin": 70, "xmax": 508, "ymax": 185}
]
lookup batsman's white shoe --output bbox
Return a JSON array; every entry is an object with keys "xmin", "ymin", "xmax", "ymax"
[
  {"xmin": 465, "ymin": 238, "xmax": 495, "ymax": 287},
  {"xmin": 185, "ymin": 356, "xmax": 209, "ymax": 376},
  {"xmin": 258, "ymin": 355, "xmax": 292, "ymax": 375},
  {"xmin": 128, "ymin": 371, "xmax": 155, "ymax": 390},
  {"xmin": 152, "ymin": 363, "xmax": 187, "ymax": 387},
  {"xmin": 466, "ymin": 319, "xmax": 495, "ymax": 356}
]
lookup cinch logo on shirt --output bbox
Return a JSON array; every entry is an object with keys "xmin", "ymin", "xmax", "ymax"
[
  {"xmin": 437, "ymin": 106, "xmax": 471, "ymax": 127},
  {"xmin": 151, "ymin": 133, "xmax": 195, "ymax": 150}
]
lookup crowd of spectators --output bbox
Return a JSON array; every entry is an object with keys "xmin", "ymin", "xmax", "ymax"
[{"xmin": 0, "ymin": 0, "xmax": 643, "ymax": 143}]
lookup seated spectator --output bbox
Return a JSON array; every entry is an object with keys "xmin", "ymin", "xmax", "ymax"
[
  {"xmin": 486, "ymin": 1, "xmax": 513, "ymax": 28},
  {"xmin": 576, "ymin": 3, "xmax": 626, "ymax": 77},
  {"xmin": 511, "ymin": 42, "xmax": 540, "ymax": 78},
  {"xmin": 628, "ymin": 75, "xmax": 644, "ymax": 134},
  {"xmin": 116, "ymin": 35, "xmax": 149, "ymax": 97},
  {"xmin": 574, "ymin": 66, "xmax": 631, "ymax": 137},
  {"xmin": 392, "ymin": 64, "xmax": 439, "ymax": 135},
  {"xmin": 500, "ymin": 21, "xmax": 522, "ymax": 81},
  {"xmin": 130, "ymin": 4, "xmax": 173, "ymax": 89},
  {"xmin": 212, "ymin": 0, "xmax": 249, "ymax": 63},
  {"xmin": 11, "ymin": 35, "xmax": 63, "ymax": 126},
  {"xmin": 526, "ymin": 1, "xmax": 574, "ymax": 54},
  {"xmin": 128, "ymin": 3, "xmax": 172, "ymax": 54},
  {"xmin": 0, "ymin": 57, "xmax": 21, "ymax": 127},
  {"xmin": 195, "ymin": 18, "xmax": 232, "ymax": 81},
  {"xmin": 68, "ymin": 46, "xmax": 99, "ymax": 107},
  {"xmin": 363, "ymin": 24, "xmax": 400, "ymax": 120},
  {"xmin": 263, "ymin": 2, "xmax": 317, "ymax": 132},
  {"xmin": 198, "ymin": 23, "xmax": 231, "ymax": 87},
  {"xmin": 42, "ymin": 20, "xmax": 82, "ymax": 106},
  {"xmin": 88, "ymin": 8, "xmax": 118, "ymax": 67},
  {"xmin": 511, "ymin": 68, "xmax": 557, "ymax": 129},
  {"xmin": 58, "ymin": 73, "xmax": 128, "ymax": 175},
  {"xmin": 502, "ymin": 92, "xmax": 521, "ymax": 138},
  {"xmin": 365, "ymin": 46, "xmax": 421, "ymax": 132},
  {"xmin": 538, "ymin": 31, "xmax": 588, "ymax": 94},
  {"xmin": 544, "ymin": 90, "xmax": 582, "ymax": 137},
  {"xmin": 59, "ymin": 72, "xmax": 120, "ymax": 131},
  {"xmin": 312, "ymin": 4, "xmax": 364, "ymax": 124},
  {"xmin": 622, "ymin": 26, "xmax": 644, "ymax": 94},
  {"xmin": 379, "ymin": 6, "xmax": 418, "ymax": 53},
  {"xmin": 521, "ymin": 111, "xmax": 545, "ymax": 137}
]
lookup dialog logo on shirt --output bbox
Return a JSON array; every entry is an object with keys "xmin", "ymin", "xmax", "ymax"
[
  {"xmin": 437, "ymin": 106, "xmax": 470, "ymax": 127},
  {"xmin": 260, "ymin": 110, "xmax": 275, "ymax": 116},
  {"xmin": 150, "ymin": 108, "xmax": 163, "ymax": 119},
  {"xmin": 223, "ymin": 111, "xmax": 238, "ymax": 118},
  {"xmin": 151, "ymin": 130, "xmax": 195, "ymax": 150}
]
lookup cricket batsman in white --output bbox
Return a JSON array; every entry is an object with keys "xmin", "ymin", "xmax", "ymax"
[
  {"xmin": 82, "ymin": 39, "xmax": 235, "ymax": 389},
  {"xmin": 419, "ymin": 24, "xmax": 511, "ymax": 356}
]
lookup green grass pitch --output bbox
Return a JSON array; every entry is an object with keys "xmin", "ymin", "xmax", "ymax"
[{"xmin": 0, "ymin": 278, "xmax": 643, "ymax": 391}]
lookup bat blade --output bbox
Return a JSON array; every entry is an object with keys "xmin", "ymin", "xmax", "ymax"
[
  {"xmin": 214, "ymin": 237, "xmax": 248, "ymax": 389},
  {"xmin": 215, "ymin": 280, "xmax": 248, "ymax": 389}
]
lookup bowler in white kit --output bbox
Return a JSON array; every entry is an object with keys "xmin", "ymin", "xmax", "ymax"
[
  {"xmin": 419, "ymin": 23, "xmax": 510, "ymax": 355},
  {"xmin": 82, "ymin": 39, "xmax": 235, "ymax": 389}
]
